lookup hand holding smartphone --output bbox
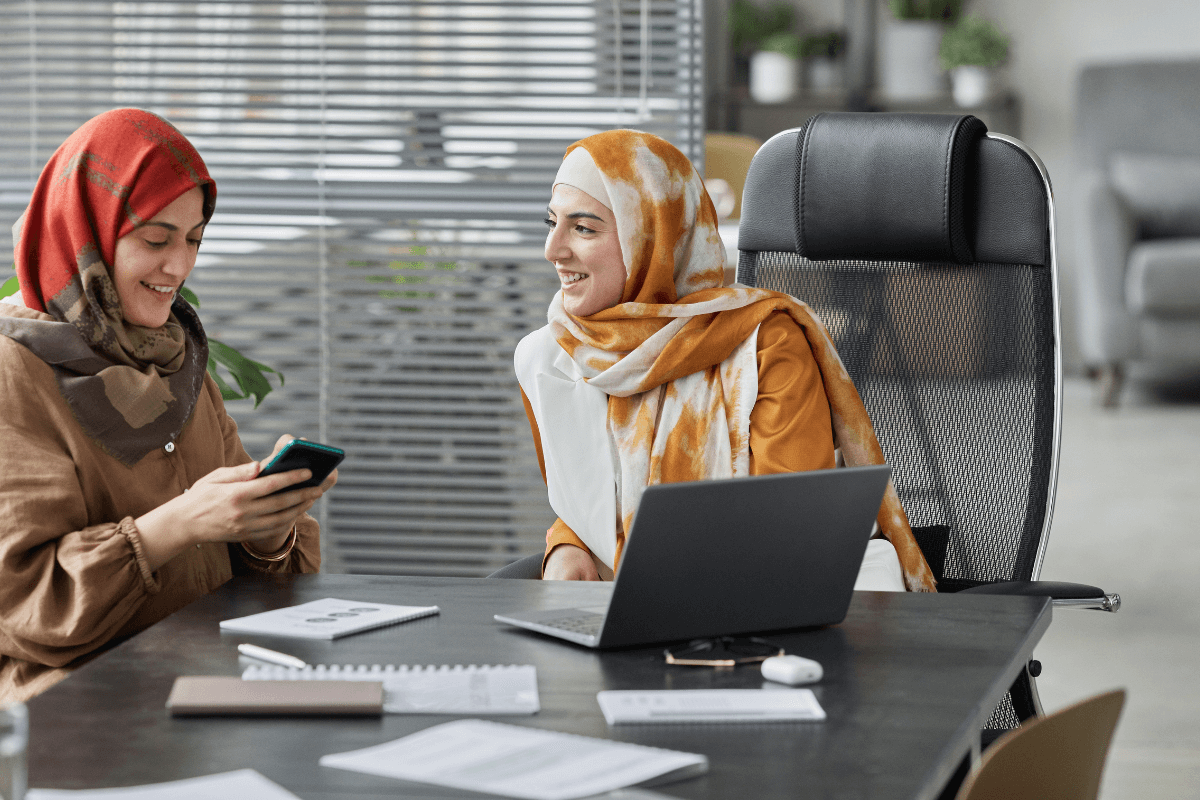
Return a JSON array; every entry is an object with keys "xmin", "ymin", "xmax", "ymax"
[{"xmin": 258, "ymin": 439, "xmax": 344, "ymax": 496}]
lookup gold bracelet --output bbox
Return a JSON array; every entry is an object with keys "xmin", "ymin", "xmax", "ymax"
[{"xmin": 241, "ymin": 525, "xmax": 298, "ymax": 563}]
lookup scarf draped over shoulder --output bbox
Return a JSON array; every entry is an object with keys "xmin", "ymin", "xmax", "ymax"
[{"xmin": 2, "ymin": 108, "xmax": 213, "ymax": 466}]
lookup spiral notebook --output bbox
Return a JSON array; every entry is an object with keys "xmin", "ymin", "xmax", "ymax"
[
  {"xmin": 242, "ymin": 663, "xmax": 539, "ymax": 714},
  {"xmin": 219, "ymin": 597, "xmax": 439, "ymax": 640}
]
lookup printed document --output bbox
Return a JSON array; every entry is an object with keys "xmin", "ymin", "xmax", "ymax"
[
  {"xmin": 319, "ymin": 718, "xmax": 707, "ymax": 800},
  {"xmin": 218, "ymin": 597, "xmax": 438, "ymax": 639}
]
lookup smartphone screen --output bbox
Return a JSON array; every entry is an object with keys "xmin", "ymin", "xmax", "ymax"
[{"xmin": 259, "ymin": 440, "xmax": 344, "ymax": 495}]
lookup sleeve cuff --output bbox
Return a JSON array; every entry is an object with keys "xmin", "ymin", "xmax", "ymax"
[
  {"xmin": 543, "ymin": 518, "xmax": 592, "ymax": 577},
  {"xmin": 116, "ymin": 517, "xmax": 162, "ymax": 595}
]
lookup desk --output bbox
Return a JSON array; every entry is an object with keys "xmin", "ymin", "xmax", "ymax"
[{"xmin": 26, "ymin": 575, "xmax": 1050, "ymax": 799}]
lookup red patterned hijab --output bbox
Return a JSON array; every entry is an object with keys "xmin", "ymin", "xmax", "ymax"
[
  {"xmin": 544, "ymin": 129, "xmax": 936, "ymax": 591},
  {"xmin": 1, "ymin": 108, "xmax": 213, "ymax": 466}
]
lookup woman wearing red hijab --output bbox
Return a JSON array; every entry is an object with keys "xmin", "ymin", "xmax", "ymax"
[{"xmin": 0, "ymin": 109, "xmax": 334, "ymax": 702}]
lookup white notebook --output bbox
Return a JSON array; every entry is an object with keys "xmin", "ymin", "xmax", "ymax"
[
  {"xmin": 219, "ymin": 597, "xmax": 438, "ymax": 640},
  {"xmin": 242, "ymin": 663, "xmax": 539, "ymax": 714},
  {"xmin": 319, "ymin": 718, "xmax": 707, "ymax": 800},
  {"xmin": 596, "ymin": 689, "xmax": 826, "ymax": 724}
]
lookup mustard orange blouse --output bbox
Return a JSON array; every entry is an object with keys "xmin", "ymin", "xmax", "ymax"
[{"xmin": 522, "ymin": 312, "xmax": 835, "ymax": 574}]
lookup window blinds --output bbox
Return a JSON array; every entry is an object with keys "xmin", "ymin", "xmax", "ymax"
[{"xmin": 0, "ymin": 0, "xmax": 704, "ymax": 575}]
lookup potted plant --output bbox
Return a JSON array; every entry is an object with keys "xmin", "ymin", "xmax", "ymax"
[
  {"xmin": 730, "ymin": 0, "xmax": 801, "ymax": 104},
  {"xmin": 881, "ymin": 0, "xmax": 962, "ymax": 101},
  {"xmin": 940, "ymin": 15, "xmax": 1010, "ymax": 107},
  {"xmin": 800, "ymin": 30, "xmax": 846, "ymax": 94}
]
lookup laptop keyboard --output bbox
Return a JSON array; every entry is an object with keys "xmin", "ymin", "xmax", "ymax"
[{"xmin": 542, "ymin": 613, "xmax": 604, "ymax": 636}]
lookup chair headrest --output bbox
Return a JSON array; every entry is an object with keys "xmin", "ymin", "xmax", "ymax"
[{"xmin": 741, "ymin": 112, "xmax": 988, "ymax": 264}]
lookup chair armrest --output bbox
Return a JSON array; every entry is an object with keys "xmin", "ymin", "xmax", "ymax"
[
  {"xmin": 1075, "ymin": 169, "xmax": 1140, "ymax": 365},
  {"xmin": 958, "ymin": 580, "xmax": 1120, "ymax": 612}
]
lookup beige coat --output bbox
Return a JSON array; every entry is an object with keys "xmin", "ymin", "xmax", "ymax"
[{"xmin": 0, "ymin": 305, "xmax": 320, "ymax": 702}]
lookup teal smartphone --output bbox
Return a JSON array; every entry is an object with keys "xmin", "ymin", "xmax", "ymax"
[{"xmin": 258, "ymin": 439, "xmax": 344, "ymax": 495}]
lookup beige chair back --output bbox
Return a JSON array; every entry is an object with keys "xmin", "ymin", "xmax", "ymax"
[
  {"xmin": 957, "ymin": 689, "xmax": 1126, "ymax": 800},
  {"xmin": 704, "ymin": 132, "xmax": 761, "ymax": 220}
]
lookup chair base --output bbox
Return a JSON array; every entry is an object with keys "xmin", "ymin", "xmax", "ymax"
[{"xmin": 1095, "ymin": 363, "xmax": 1124, "ymax": 408}]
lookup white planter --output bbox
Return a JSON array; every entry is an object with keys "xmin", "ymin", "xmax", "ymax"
[
  {"xmin": 749, "ymin": 51, "xmax": 798, "ymax": 104},
  {"xmin": 880, "ymin": 20, "xmax": 946, "ymax": 101},
  {"xmin": 950, "ymin": 65, "xmax": 994, "ymax": 108}
]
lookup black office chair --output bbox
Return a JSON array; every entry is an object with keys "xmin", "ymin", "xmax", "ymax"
[
  {"xmin": 487, "ymin": 552, "xmax": 542, "ymax": 579},
  {"xmin": 737, "ymin": 112, "xmax": 1120, "ymax": 741}
]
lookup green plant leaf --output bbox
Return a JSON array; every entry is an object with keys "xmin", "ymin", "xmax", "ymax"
[
  {"xmin": 730, "ymin": 0, "xmax": 796, "ymax": 52},
  {"xmin": 761, "ymin": 32, "xmax": 801, "ymax": 59},
  {"xmin": 207, "ymin": 338, "xmax": 284, "ymax": 408},
  {"xmin": 940, "ymin": 16, "xmax": 1009, "ymax": 69},
  {"xmin": 178, "ymin": 285, "xmax": 200, "ymax": 307},
  {"xmin": 0, "ymin": 275, "xmax": 18, "ymax": 300},
  {"xmin": 205, "ymin": 356, "xmax": 240, "ymax": 399}
]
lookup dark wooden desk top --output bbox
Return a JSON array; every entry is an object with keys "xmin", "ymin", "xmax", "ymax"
[{"xmin": 26, "ymin": 575, "xmax": 1050, "ymax": 799}]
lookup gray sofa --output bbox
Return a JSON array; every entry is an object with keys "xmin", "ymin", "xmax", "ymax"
[{"xmin": 1075, "ymin": 60, "xmax": 1200, "ymax": 405}]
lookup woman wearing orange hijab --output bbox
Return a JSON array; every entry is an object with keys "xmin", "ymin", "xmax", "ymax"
[
  {"xmin": 0, "ymin": 109, "xmax": 335, "ymax": 702},
  {"xmin": 516, "ymin": 130, "xmax": 935, "ymax": 592}
]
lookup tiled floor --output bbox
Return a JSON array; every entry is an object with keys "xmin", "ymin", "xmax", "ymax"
[{"xmin": 1032, "ymin": 377, "xmax": 1200, "ymax": 798}]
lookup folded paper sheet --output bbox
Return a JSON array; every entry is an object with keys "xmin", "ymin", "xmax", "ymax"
[
  {"xmin": 26, "ymin": 769, "xmax": 300, "ymax": 799},
  {"xmin": 319, "ymin": 718, "xmax": 707, "ymax": 800}
]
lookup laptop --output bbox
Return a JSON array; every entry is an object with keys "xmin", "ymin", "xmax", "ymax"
[{"xmin": 494, "ymin": 464, "xmax": 891, "ymax": 648}]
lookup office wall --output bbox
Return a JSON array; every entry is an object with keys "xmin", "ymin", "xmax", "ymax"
[
  {"xmin": 968, "ymin": 0, "xmax": 1200, "ymax": 371},
  {"xmin": 710, "ymin": 0, "xmax": 1200, "ymax": 370}
]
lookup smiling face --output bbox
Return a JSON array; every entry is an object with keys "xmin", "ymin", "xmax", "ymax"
[
  {"xmin": 111, "ymin": 186, "xmax": 206, "ymax": 328},
  {"xmin": 545, "ymin": 183, "xmax": 627, "ymax": 318}
]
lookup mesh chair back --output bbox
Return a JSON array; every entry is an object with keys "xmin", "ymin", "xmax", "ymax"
[{"xmin": 738, "ymin": 114, "xmax": 1061, "ymax": 590}]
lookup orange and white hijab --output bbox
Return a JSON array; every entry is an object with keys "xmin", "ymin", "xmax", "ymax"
[{"xmin": 515, "ymin": 130, "xmax": 936, "ymax": 592}]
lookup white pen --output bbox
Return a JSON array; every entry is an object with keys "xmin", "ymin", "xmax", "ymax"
[{"xmin": 237, "ymin": 643, "xmax": 309, "ymax": 669}]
